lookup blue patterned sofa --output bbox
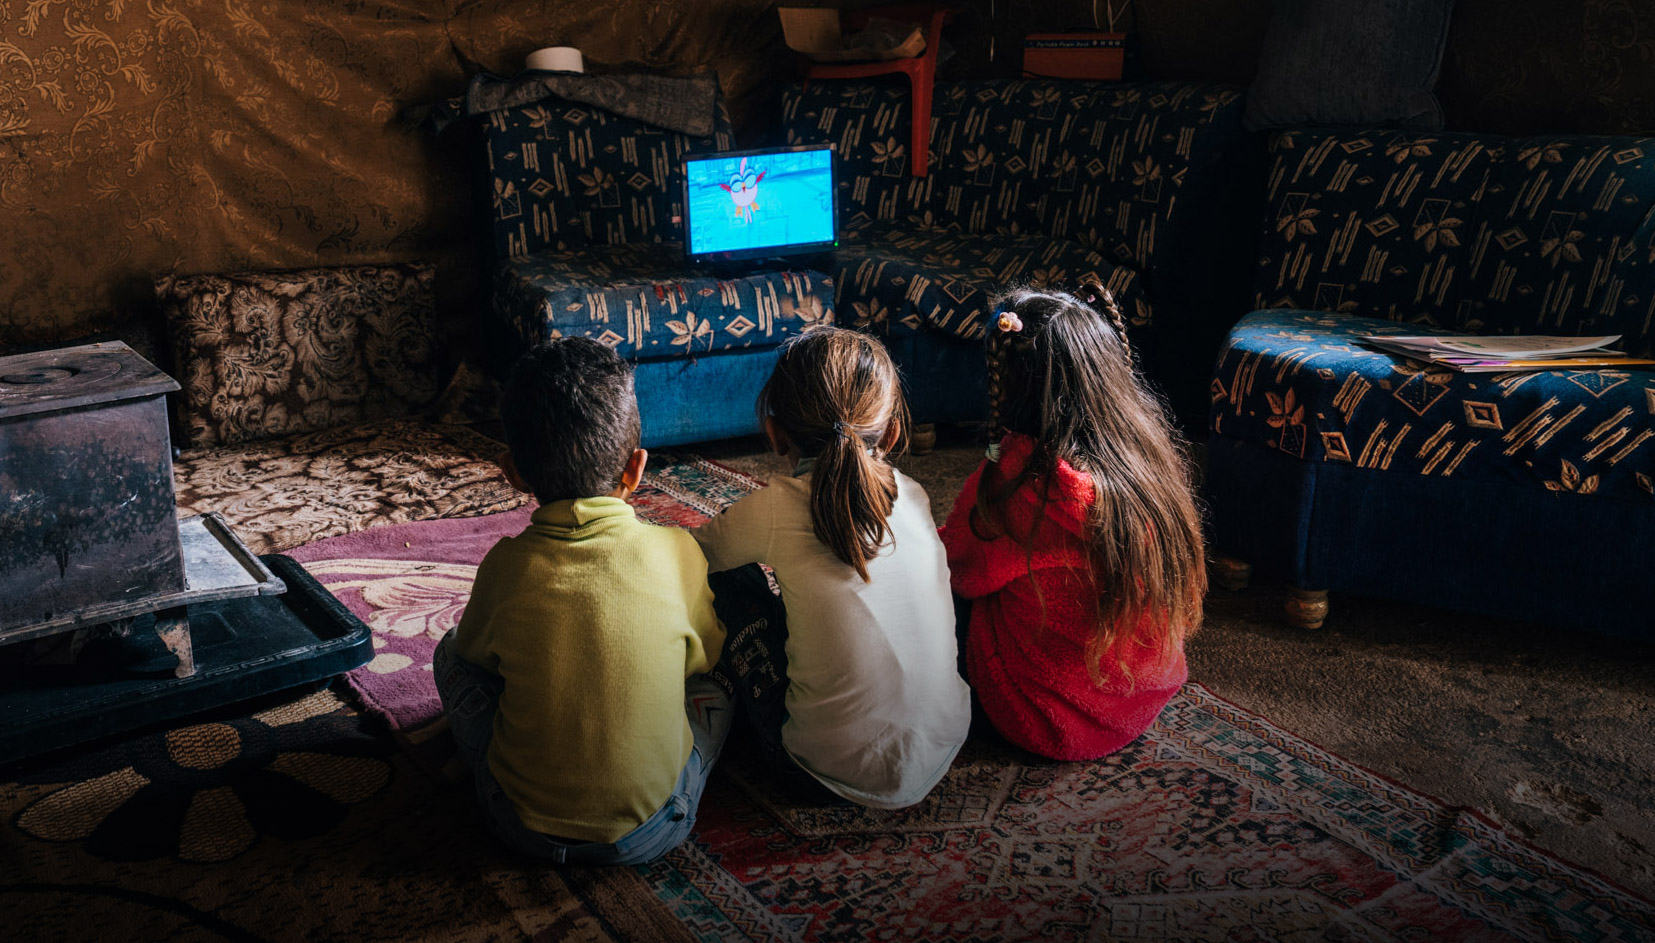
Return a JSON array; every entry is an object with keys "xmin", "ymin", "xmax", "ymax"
[
  {"xmin": 483, "ymin": 95, "xmax": 834, "ymax": 447},
  {"xmin": 1206, "ymin": 130, "xmax": 1655, "ymax": 636},
  {"xmin": 780, "ymin": 80, "xmax": 1259, "ymax": 423}
]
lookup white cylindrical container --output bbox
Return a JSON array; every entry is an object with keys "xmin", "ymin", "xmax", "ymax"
[{"xmin": 525, "ymin": 46, "xmax": 584, "ymax": 73}]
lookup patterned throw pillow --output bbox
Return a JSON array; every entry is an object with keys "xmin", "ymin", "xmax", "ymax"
[{"xmin": 156, "ymin": 264, "xmax": 439, "ymax": 448}]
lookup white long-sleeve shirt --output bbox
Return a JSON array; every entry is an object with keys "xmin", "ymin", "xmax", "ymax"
[{"xmin": 693, "ymin": 468, "xmax": 971, "ymax": 809}]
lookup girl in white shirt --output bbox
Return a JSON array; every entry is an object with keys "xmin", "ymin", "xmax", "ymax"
[{"xmin": 694, "ymin": 327, "xmax": 972, "ymax": 809}]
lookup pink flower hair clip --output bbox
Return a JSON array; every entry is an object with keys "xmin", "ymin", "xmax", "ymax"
[{"xmin": 996, "ymin": 311, "xmax": 1024, "ymax": 333}]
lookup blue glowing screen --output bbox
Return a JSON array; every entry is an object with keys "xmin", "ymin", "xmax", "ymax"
[{"xmin": 685, "ymin": 147, "xmax": 834, "ymax": 257}]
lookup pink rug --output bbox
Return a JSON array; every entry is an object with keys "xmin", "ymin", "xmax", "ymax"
[{"xmin": 287, "ymin": 453, "xmax": 765, "ymax": 743}]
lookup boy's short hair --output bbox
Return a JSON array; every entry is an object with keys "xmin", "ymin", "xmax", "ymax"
[{"xmin": 503, "ymin": 338, "xmax": 641, "ymax": 503}]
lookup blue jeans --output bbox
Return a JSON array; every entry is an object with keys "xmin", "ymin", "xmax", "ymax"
[{"xmin": 432, "ymin": 630, "xmax": 731, "ymax": 865}]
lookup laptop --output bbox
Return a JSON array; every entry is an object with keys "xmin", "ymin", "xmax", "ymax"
[{"xmin": 681, "ymin": 144, "xmax": 837, "ymax": 264}]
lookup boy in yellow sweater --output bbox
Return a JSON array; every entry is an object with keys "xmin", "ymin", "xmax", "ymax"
[{"xmin": 433, "ymin": 338, "xmax": 729, "ymax": 865}]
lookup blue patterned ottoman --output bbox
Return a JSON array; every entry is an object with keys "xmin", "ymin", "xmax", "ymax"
[
  {"xmin": 1207, "ymin": 309, "xmax": 1655, "ymax": 636},
  {"xmin": 1205, "ymin": 126, "xmax": 1655, "ymax": 635},
  {"xmin": 492, "ymin": 244, "xmax": 835, "ymax": 446}
]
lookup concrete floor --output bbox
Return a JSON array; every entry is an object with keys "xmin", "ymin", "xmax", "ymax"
[{"xmin": 696, "ymin": 429, "xmax": 1655, "ymax": 900}]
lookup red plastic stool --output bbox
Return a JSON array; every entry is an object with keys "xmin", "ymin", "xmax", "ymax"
[{"xmin": 802, "ymin": 5, "xmax": 954, "ymax": 177}]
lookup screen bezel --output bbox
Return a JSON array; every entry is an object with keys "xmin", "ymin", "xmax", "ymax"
[{"xmin": 681, "ymin": 143, "xmax": 838, "ymax": 264}]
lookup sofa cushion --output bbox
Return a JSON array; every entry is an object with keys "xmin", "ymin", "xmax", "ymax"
[
  {"xmin": 493, "ymin": 243, "xmax": 834, "ymax": 364},
  {"xmin": 1244, "ymin": 0, "xmax": 1455, "ymax": 132},
  {"xmin": 1255, "ymin": 129, "xmax": 1497, "ymax": 326},
  {"xmin": 485, "ymin": 97, "xmax": 734, "ymax": 258},
  {"xmin": 831, "ymin": 229, "xmax": 1152, "ymax": 342},
  {"xmin": 783, "ymin": 80, "xmax": 1248, "ymax": 282},
  {"xmin": 1210, "ymin": 310, "xmax": 1655, "ymax": 502},
  {"xmin": 1465, "ymin": 135, "xmax": 1655, "ymax": 353},
  {"xmin": 173, "ymin": 419, "xmax": 528, "ymax": 555},
  {"xmin": 156, "ymin": 264, "xmax": 439, "ymax": 449}
]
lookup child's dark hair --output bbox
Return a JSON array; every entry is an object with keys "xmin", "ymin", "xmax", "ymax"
[
  {"xmin": 503, "ymin": 337, "xmax": 640, "ymax": 504},
  {"xmin": 758, "ymin": 327, "xmax": 910, "ymax": 582},
  {"xmin": 979, "ymin": 283, "xmax": 1206, "ymax": 681}
]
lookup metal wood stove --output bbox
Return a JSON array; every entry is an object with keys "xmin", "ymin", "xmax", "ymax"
[{"xmin": 0, "ymin": 342, "xmax": 283, "ymax": 677}]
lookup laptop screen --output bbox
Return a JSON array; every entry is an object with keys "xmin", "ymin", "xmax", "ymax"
[{"xmin": 683, "ymin": 145, "xmax": 837, "ymax": 262}]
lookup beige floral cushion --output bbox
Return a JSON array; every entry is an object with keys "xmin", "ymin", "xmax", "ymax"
[{"xmin": 156, "ymin": 264, "xmax": 440, "ymax": 448}]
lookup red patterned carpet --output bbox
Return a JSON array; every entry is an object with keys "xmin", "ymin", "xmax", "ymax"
[
  {"xmin": 283, "ymin": 455, "xmax": 1655, "ymax": 941},
  {"xmin": 668, "ymin": 685, "xmax": 1655, "ymax": 941},
  {"xmin": 3, "ymin": 454, "xmax": 1651, "ymax": 940}
]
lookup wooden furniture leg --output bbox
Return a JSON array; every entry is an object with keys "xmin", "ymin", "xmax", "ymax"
[
  {"xmin": 1210, "ymin": 555, "xmax": 1252, "ymax": 592},
  {"xmin": 153, "ymin": 606, "xmax": 196, "ymax": 678},
  {"xmin": 1284, "ymin": 587, "xmax": 1329, "ymax": 630}
]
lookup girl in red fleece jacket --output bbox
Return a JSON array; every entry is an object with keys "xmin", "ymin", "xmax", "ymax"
[{"xmin": 941, "ymin": 284, "xmax": 1207, "ymax": 761}]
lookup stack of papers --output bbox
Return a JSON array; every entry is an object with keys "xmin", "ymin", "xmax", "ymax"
[{"xmin": 1355, "ymin": 334, "xmax": 1655, "ymax": 373}]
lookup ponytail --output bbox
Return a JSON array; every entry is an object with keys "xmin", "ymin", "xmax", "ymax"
[
  {"xmin": 757, "ymin": 328, "xmax": 910, "ymax": 582},
  {"xmin": 810, "ymin": 421, "xmax": 899, "ymax": 581}
]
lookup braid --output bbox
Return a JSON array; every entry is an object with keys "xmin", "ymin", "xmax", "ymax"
[
  {"xmin": 1079, "ymin": 281, "xmax": 1131, "ymax": 361},
  {"xmin": 985, "ymin": 326, "xmax": 1009, "ymax": 439}
]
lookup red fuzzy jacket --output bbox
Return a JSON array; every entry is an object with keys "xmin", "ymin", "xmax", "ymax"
[{"xmin": 940, "ymin": 433, "xmax": 1187, "ymax": 761}]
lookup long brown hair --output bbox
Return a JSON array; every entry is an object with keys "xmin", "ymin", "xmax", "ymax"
[
  {"xmin": 978, "ymin": 284, "xmax": 1206, "ymax": 682},
  {"xmin": 757, "ymin": 327, "xmax": 910, "ymax": 581}
]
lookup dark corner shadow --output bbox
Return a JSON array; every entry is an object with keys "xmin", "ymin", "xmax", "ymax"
[{"xmin": 1199, "ymin": 585, "xmax": 1655, "ymax": 698}]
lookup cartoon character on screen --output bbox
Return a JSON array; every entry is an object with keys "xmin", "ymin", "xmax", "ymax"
[{"xmin": 721, "ymin": 156, "xmax": 765, "ymax": 224}]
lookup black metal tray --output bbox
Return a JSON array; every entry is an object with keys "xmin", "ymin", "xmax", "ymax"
[
  {"xmin": 2, "ymin": 512, "xmax": 286, "ymax": 646},
  {"xmin": 0, "ymin": 555, "xmax": 371, "ymax": 767}
]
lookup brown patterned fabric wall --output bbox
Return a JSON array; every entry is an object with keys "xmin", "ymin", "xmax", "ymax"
[
  {"xmin": 0, "ymin": 1, "xmax": 464, "ymax": 347},
  {"xmin": 0, "ymin": 0, "xmax": 785, "ymax": 349},
  {"xmin": 1436, "ymin": 0, "xmax": 1655, "ymax": 136}
]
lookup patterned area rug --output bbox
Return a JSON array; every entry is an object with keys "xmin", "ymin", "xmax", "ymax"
[
  {"xmin": 0, "ymin": 453, "xmax": 755, "ymax": 943},
  {"xmin": 174, "ymin": 419, "xmax": 530, "ymax": 554},
  {"xmin": 0, "ymin": 686, "xmax": 683, "ymax": 941},
  {"xmin": 679, "ymin": 689, "xmax": 1655, "ymax": 941},
  {"xmin": 278, "ymin": 455, "xmax": 1655, "ymax": 941},
  {"xmin": 286, "ymin": 453, "xmax": 761, "ymax": 755}
]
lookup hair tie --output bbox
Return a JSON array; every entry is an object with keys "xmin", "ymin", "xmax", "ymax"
[
  {"xmin": 985, "ymin": 441, "xmax": 1002, "ymax": 463},
  {"xmin": 996, "ymin": 311, "xmax": 1023, "ymax": 333},
  {"xmin": 832, "ymin": 420, "xmax": 854, "ymax": 439}
]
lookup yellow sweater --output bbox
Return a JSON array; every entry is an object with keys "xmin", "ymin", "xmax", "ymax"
[{"xmin": 451, "ymin": 497, "xmax": 723, "ymax": 842}]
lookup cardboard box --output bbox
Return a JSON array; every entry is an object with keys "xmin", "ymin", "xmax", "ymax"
[{"xmin": 1022, "ymin": 32, "xmax": 1125, "ymax": 81}]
